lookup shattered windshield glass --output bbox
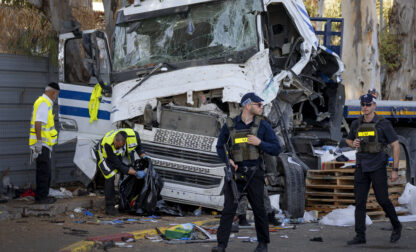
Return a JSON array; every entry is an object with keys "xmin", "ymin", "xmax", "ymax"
[{"xmin": 113, "ymin": 0, "xmax": 262, "ymax": 72}]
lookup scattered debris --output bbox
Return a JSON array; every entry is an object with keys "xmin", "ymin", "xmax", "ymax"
[
  {"xmin": 283, "ymin": 218, "xmax": 304, "ymax": 224},
  {"xmin": 20, "ymin": 189, "xmax": 35, "ymax": 198},
  {"xmin": 310, "ymin": 237, "xmax": 323, "ymax": 242},
  {"xmin": 319, "ymin": 205, "xmax": 372, "ymax": 226},
  {"xmin": 303, "ymin": 210, "xmax": 318, "ymax": 223},
  {"xmin": 94, "ymin": 240, "xmax": 115, "ymax": 250},
  {"xmin": 398, "ymin": 183, "xmax": 416, "ymax": 214},
  {"xmin": 308, "ymin": 229, "xmax": 320, "ymax": 232},
  {"xmin": 74, "ymin": 207, "xmax": 83, "ymax": 213},
  {"xmin": 84, "ymin": 210, "xmax": 93, "ymax": 216},
  {"xmin": 165, "ymin": 223, "xmax": 194, "ymax": 240},
  {"xmin": 193, "ymin": 206, "xmax": 202, "ymax": 216},
  {"xmin": 72, "ymin": 187, "xmax": 89, "ymax": 196},
  {"xmin": 242, "ymin": 237, "xmax": 258, "ymax": 243},
  {"xmin": 63, "ymin": 227, "xmax": 89, "ymax": 237},
  {"xmin": 280, "ymin": 235, "xmax": 289, "ymax": 239},
  {"xmin": 49, "ymin": 187, "xmax": 73, "ymax": 198},
  {"xmin": 155, "ymin": 227, "xmax": 168, "ymax": 240},
  {"xmin": 115, "ymin": 242, "xmax": 133, "ymax": 248},
  {"xmin": 398, "ymin": 215, "xmax": 416, "ymax": 222}
]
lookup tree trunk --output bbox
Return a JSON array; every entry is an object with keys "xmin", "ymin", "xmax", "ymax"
[
  {"xmin": 102, "ymin": 0, "xmax": 130, "ymax": 54},
  {"xmin": 27, "ymin": 0, "xmax": 81, "ymax": 34},
  {"xmin": 317, "ymin": 0, "xmax": 325, "ymax": 17},
  {"xmin": 382, "ymin": 0, "xmax": 416, "ymax": 100},
  {"xmin": 341, "ymin": 0, "xmax": 380, "ymax": 100},
  {"xmin": 102, "ymin": 0, "xmax": 118, "ymax": 53}
]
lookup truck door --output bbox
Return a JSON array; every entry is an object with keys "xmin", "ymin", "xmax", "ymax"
[{"xmin": 58, "ymin": 30, "xmax": 114, "ymax": 181}]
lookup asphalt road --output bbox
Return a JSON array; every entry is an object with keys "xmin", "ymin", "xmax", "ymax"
[{"xmin": 1, "ymin": 213, "xmax": 415, "ymax": 252}]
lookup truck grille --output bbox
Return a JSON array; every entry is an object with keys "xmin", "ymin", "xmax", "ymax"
[
  {"xmin": 142, "ymin": 142, "xmax": 222, "ymax": 165},
  {"xmin": 154, "ymin": 167, "xmax": 222, "ymax": 189},
  {"xmin": 153, "ymin": 128, "xmax": 215, "ymax": 152}
]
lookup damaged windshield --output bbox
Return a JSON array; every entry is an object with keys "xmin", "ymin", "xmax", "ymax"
[{"xmin": 113, "ymin": 0, "xmax": 262, "ymax": 72}]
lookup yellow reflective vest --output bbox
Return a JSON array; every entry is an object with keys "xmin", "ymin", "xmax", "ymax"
[
  {"xmin": 97, "ymin": 128, "xmax": 138, "ymax": 179},
  {"xmin": 29, "ymin": 96, "xmax": 58, "ymax": 147}
]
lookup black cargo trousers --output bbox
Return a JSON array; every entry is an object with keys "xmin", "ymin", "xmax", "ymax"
[
  {"xmin": 217, "ymin": 167, "xmax": 269, "ymax": 247},
  {"xmin": 354, "ymin": 166, "xmax": 401, "ymax": 237},
  {"xmin": 35, "ymin": 147, "xmax": 51, "ymax": 201}
]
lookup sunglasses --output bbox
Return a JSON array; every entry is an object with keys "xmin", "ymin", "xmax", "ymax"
[
  {"xmin": 360, "ymin": 102, "xmax": 373, "ymax": 107},
  {"xmin": 251, "ymin": 103, "xmax": 264, "ymax": 108}
]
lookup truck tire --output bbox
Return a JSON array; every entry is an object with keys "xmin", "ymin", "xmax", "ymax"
[
  {"xmin": 395, "ymin": 128, "xmax": 416, "ymax": 184},
  {"xmin": 278, "ymin": 153, "xmax": 305, "ymax": 218}
]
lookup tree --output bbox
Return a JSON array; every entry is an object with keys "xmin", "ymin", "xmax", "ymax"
[
  {"xmin": 27, "ymin": 0, "xmax": 81, "ymax": 34},
  {"xmin": 382, "ymin": 0, "xmax": 416, "ymax": 100},
  {"xmin": 102, "ymin": 0, "xmax": 130, "ymax": 53},
  {"xmin": 341, "ymin": 0, "xmax": 380, "ymax": 99}
]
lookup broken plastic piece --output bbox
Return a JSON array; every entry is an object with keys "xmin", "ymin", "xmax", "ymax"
[{"xmin": 310, "ymin": 237, "xmax": 323, "ymax": 242}]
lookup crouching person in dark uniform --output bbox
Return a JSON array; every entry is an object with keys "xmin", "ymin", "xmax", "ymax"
[
  {"xmin": 96, "ymin": 128, "xmax": 147, "ymax": 215},
  {"xmin": 212, "ymin": 93, "xmax": 281, "ymax": 252},
  {"xmin": 346, "ymin": 94, "xmax": 402, "ymax": 245}
]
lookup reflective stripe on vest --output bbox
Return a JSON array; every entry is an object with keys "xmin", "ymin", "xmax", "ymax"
[
  {"xmin": 29, "ymin": 96, "xmax": 58, "ymax": 147},
  {"xmin": 96, "ymin": 144, "xmax": 119, "ymax": 179},
  {"xmin": 97, "ymin": 128, "xmax": 138, "ymax": 179}
]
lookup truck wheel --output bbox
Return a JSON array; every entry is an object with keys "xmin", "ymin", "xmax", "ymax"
[
  {"xmin": 395, "ymin": 128, "xmax": 415, "ymax": 184},
  {"xmin": 278, "ymin": 153, "xmax": 305, "ymax": 218}
]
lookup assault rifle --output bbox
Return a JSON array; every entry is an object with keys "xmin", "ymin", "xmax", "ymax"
[{"xmin": 223, "ymin": 144, "xmax": 239, "ymax": 204}]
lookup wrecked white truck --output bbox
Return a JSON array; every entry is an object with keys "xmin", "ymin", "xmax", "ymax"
[{"xmin": 57, "ymin": 0, "xmax": 344, "ymax": 217}]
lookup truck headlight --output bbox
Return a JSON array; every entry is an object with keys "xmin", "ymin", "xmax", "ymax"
[{"xmin": 58, "ymin": 118, "xmax": 78, "ymax": 131}]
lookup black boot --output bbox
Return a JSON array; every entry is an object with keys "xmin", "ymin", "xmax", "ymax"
[
  {"xmin": 347, "ymin": 236, "xmax": 366, "ymax": 245},
  {"xmin": 211, "ymin": 244, "xmax": 226, "ymax": 252},
  {"xmin": 254, "ymin": 242, "xmax": 267, "ymax": 252},
  {"xmin": 391, "ymin": 223, "xmax": 402, "ymax": 243},
  {"xmin": 238, "ymin": 214, "xmax": 250, "ymax": 226},
  {"xmin": 105, "ymin": 206, "xmax": 121, "ymax": 216},
  {"xmin": 268, "ymin": 212, "xmax": 281, "ymax": 226}
]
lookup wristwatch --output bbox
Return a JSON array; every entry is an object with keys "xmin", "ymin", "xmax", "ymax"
[{"xmin": 392, "ymin": 168, "xmax": 399, "ymax": 172}]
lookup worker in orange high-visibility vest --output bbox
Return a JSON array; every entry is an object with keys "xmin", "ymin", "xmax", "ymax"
[{"xmin": 29, "ymin": 82, "xmax": 60, "ymax": 204}]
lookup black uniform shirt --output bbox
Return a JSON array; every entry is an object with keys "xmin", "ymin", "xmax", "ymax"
[{"xmin": 347, "ymin": 115, "xmax": 398, "ymax": 172}]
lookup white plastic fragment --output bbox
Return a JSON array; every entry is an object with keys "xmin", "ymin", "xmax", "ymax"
[
  {"xmin": 303, "ymin": 210, "xmax": 318, "ymax": 223},
  {"xmin": 319, "ymin": 205, "xmax": 372, "ymax": 227},
  {"xmin": 398, "ymin": 183, "xmax": 416, "ymax": 214}
]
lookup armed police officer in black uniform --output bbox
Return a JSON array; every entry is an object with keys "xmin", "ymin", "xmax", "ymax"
[
  {"xmin": 346, "ymin": 94, "xmax": 402, "ymax": 245},
  {"xmin": 212, "ymin": 93, "xmax": 281, "ymax": 252}
]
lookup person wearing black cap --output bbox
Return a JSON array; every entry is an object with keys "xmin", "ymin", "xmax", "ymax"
[
  {"xmin": 212, "ymin": 92, "xmax": 281, "ymax": 252},
  {"xmin": 346, "ymin": 93, "xmax": 402, "ymax": 245},
  {"xmin": 29, "ymin": 82, "xmax": 60, "ymax": 204},
  {"xmin": 95, "ymin": 128, "xmax": 148, "ymax": 215}
]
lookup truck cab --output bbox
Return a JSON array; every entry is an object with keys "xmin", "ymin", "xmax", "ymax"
[{"xmin": 57, "ymin": 0, "xmax": 344, "ymax": 217}]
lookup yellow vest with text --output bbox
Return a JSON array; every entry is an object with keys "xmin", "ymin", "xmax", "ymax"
[
  {"xmin": 97, "ymin": 128, "xmax": 138, "ymax": 179},
  {"xmin": 29, "ymin": 96, "xmax": 58, "ymax": 147}
]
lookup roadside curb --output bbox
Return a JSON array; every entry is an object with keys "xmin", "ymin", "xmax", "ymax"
[{"xmin": 60, "ymin": 218, "xmax": 218, "ymax": 252}]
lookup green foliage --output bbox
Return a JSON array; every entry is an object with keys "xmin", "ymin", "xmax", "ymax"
[
  {"xmin": 0, "ymin": 4, "xmax": 58, "ymax": 65},
  {"xmin": 379, "ymin": 31, "xmax": 402, "ymax": 73},
  {"xmin": 323, "ymin": 0, "xmax": 341, "ymax": 18},
  {"xmin": 304, "ymin": 0, "xmax": 318, "ymax": 17}
]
